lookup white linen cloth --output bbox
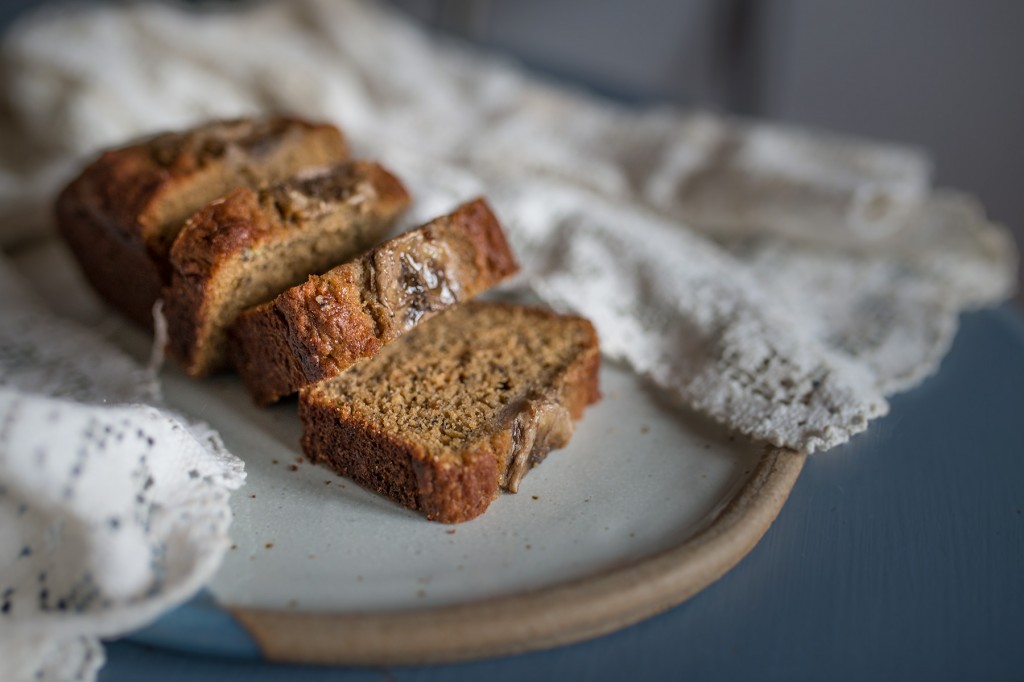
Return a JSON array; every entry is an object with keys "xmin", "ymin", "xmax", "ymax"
[
  {"xmin": 0, "ymin": 256, "xmax": 245, "ymax": 680},
  {"xmin": 0, "ymin": 0, "xmax": 1016, "ymax": 679}
]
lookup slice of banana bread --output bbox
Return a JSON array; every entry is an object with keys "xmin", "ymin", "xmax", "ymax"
[
  {"xmin": 164, "ymin": 161, "xmax": 410, "ymax": 377},
  {"xmin": 55, "ymin": 117, "xmax": 348, "ymax": 328},
  {"xmin": 229, "ymin": 198, "xmax": 520, "ymax": 406},
  {"xmin": 299, "ymin": 302, "xmax": 601, "ymax": 523}
]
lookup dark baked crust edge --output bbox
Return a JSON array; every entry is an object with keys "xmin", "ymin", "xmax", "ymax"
[
  {"xmin": 449, "ymin": 197, "xmax": 520, "ymax": 284},
  {"xmin": 229, "ymin": 198, "xmax": 520, "ymax": 405},
  {"xmin": 229, "ymin": 264, "xmax": 382, "ymax": 405},
  {"xmin": 55, "ymin": 180, "xmax": 164, "ymax": 329},
  {"xmin": 55, "ymin": 117, "xmax": 347, "ymax": 327},
  {"xmin": 161, "ymin": 186, "xmax": 264, "ymax": 374},
  {"xmin": 298, "ymin": 306, "xmax": 602, "ymax": 523},
  {"xmin": 163, "ymin": 161, "xmax": 410, "ymax": 377}
]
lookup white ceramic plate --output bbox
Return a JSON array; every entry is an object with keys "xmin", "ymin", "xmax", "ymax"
[{"xmin": 12, "ymin": 240, "xmax": 804, "ymax": 664}]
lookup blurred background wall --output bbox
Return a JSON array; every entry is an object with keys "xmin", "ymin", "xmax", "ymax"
[{"xmin": 2, "ymin": 0, "xmax": 1021, "ymax": 302}]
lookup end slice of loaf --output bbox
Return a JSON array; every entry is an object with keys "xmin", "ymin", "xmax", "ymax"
[
  {"xmin": 164, "ymin": 161, "xmax": 410, "ymax": 377},
  {"xmin": 299, "ymin": 302, "xmax": 601, "ymax": 523},
  {"xmin": 55, "ymin": 117, "xmax": 348, "ymax": 327},
  {"xmin": 229, "ymin": 198, "xmax": 520, "ymax": 405}
]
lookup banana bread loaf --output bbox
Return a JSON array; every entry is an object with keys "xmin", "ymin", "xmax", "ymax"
[
  {"xmin": 299, "ymin": 302, "xmax": 601, "ymax": 523},
  {"xmin": 164, "ymin": 161, "xmax": 410, "ymax": 377},
  {"xmin": 55, "ymin": 117, "xmax": 348, "ymax": 327},
  {"xmin": 229, "ymin": 198, "xmax": 519, "ymax": 406}
]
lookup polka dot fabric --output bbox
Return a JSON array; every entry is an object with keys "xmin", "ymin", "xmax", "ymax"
[{"xmin": 0, "ymin": 259, "xmax": 244, "ymax": 681}]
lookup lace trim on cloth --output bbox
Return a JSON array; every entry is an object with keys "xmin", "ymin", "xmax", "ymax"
[
  {"xmin": 487, "ymin": 176, "xmax": 890, "ymax": 453},
  {"xmin": 0, "ymin": 257, "xmax": 244, "ymax": 680},
  {"xmin": 0, "ymin": 634, "xmax": 103, "ymax": 682}
]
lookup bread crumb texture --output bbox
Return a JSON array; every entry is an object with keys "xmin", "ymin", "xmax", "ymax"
[{"xmin": 300, "ymin": 302, "xmax": 601, "ymax": 522}]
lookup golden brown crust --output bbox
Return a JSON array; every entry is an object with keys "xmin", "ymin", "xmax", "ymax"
[
  {"xmin": 163, "ymin": 161, "xmax": 410, "ymax": 377},
  {"xmin": 299, "ymin": 302, "xmax": 601, "ymax": 523},
  {"xmin": 168, "ymin": 162, "xmax": 409, "ymax": 273},
  {"xmin": 55, "ymin": 117, "xmax": 348, "ymax": 327},
  {"xmin": 448, "ymin": 197, "xmax": 520, "ymax": 288},
  {"xmin": 161, "ymin": 187, "xmax": 269, "ymax": 375},
  {"xmin": 229, "ymin": 264, "xmax": 383, "ymax": 406},
  {"xmin": 229, "ymin": 198, "xmax": 520, "ymax": 406}
]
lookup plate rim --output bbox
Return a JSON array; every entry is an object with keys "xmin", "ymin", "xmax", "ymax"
[
  {"xmin": 227, "ymin": 445, "xmax": 806, "ymax": 665},
  {"xmin": 6, "ymin": 238, "xmax": 807, "ymax": 664}
]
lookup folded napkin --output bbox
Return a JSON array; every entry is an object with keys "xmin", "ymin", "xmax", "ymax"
[{"xmin": 0, "ymin": 0, "xmax": 1016, "ymax": 679}]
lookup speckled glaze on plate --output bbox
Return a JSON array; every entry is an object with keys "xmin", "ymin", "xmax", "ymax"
[{"xmin": 13, "ymin": 240, "xmax": 805, "ymax": 665}]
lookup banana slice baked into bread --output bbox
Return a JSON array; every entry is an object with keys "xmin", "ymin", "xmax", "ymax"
[
  {"xmin": 164, "ymin": 161, "xmax": 410, "ymax": 377},
  {"xmin": 229, "ymin": 198, "xmax": 519, "ymax": 405},
  {"xmin": 56, "ymin": 116, "xmax": 348, "ymax": 327},
  {"xmin": 299, "ymin": 302, "xmax": 601, "ymax": 523}
]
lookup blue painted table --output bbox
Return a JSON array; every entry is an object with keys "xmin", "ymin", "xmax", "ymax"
[{"xmin": 98, "ymin": 307, "xmax": 1024, "ymax": 681}]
